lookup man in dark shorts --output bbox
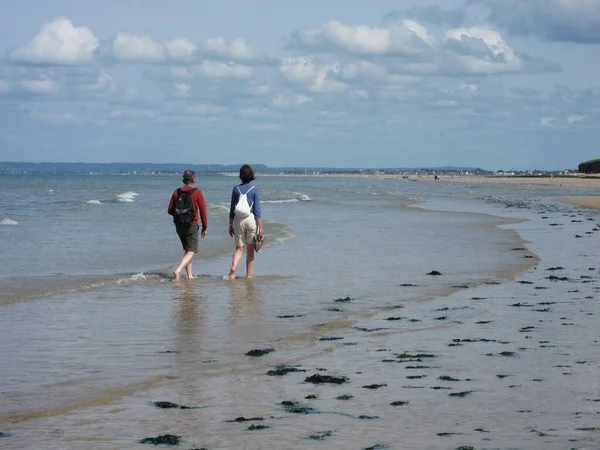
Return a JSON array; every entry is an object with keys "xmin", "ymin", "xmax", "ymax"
[{"xmin": 168, "ymin": 170, "xmax": 208, "ymax": 280}]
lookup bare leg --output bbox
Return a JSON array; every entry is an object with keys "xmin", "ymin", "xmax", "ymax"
[
  {"xmin": 185, "ymin": 261, "xmax": 195, "ymax": 279},
  {"xmin": 226, "ymin": 246, "xmax": 244, "ymax": 280},
  {"xmin": 173, "ymin": 251, "xmax": 195, "ymax": 281},
  {"xmin": 246, "ymin": 244, "xmax": 255, "ymax": 278}
]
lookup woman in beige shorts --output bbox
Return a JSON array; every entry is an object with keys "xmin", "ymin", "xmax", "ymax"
[{"xmin": 225, "ymin": 164, "xmax": 263, "ymax": 279}]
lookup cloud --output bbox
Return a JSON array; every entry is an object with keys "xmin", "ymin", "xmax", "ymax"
[
  {"xmin": 441, "ymin": 27, "xmax": 561, "ymax": 75},
  {"xmin": 76, "ymin": 71, "xmax": 113, "ymax": 93},
  {"xmin": 112, "ymin": 33, "xmax": 166, "ymax": 63},
  {"xmin": 280, "ymin": 57, "xmax": 348, "ymax": 93},
  {"xmin": 20, "ymin": 76, "xmax": 59, "ymax": 94},
  {"xmin": 8, "ymin": 17, "xmax": 98, "ymax": 65},
  {"xmin": 474, "ymin": 0, "xmax": 600, "ymax": 43},
  {"xmin": 202, "ymin": 38, "xmax": 260, "ymax": 62},
  {"xmin": 290, "ymin": 20, "xmax": 433, "ymax": 56},
  {"xmin": 384, "ymin": 5, "xmax": 466, "ymax": 27},
  {"xmin": 270, "ymin": 93, "xmax": 312, "ymax": 109},
  {"xmin": 29, "ymin": 111, "xmax": 78, "ymax": 125},
  {"xmin": 186, "ymin": 104, "xmax": 229, "ymax": 115},
  {"xmin": 540, "ymin": 117, "xmax": 555, "ymax": 127},
  {"xmin": 172, "ymin": 82, "xmax": 191, "ymax": 98},
  {"xmin": 192, "ymin": 60, "xmax": 253, "ymax": 79},
  {"xmin": 567, "ymin": 114, "xmax": 586, "ymax": 124}
]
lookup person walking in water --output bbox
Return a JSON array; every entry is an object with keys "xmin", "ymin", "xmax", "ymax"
[
  {"xmin": 225, "ymin": 164, "xmax": 263, "ymax": 280},
  {"xmin": 168, "ymin": 170, "xmax": 208, "ymax": 280}
]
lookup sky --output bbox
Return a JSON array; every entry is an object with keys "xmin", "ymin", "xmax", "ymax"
[{"xmin": 0, "ymin": 0, "xmax": 599, "ymax": 170}]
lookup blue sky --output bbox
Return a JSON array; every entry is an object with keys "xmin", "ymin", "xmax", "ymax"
[{"xmin": 0, "ymin": 0, "xmax": 599, "ymax": 169}]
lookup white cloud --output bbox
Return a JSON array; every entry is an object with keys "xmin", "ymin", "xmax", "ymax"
[
  {"xmin": 20, "ymin": 77, "xmax": 59, "ymax": 94},
  {"xmin": 186, "ymin": 104, "xmax": 229, "ymax": 115},
  {"xmin": 165, "ymin": 38, "xmax": 198, "ymax": 61},
  {"xmin": 9, "ymin": 17, "xmax": 98, "ymax": 65},
  {"xmin": 442, "ymin": 27, "xmax": 527, "ymax": 74},
  {"xmin": 280, "ymin": 57, "xmax": 348, "ymax": 93},
  {"xmin": 271, "ymin": 93, "xmax": 312, "ymax": 109},
  {"xmin": 192, "ymin": 60, "xmax": 253, "ymax": 79},
  {"xmin": 540, "ymin": 117, "xmax": 555, "ymax": 127},
  {"xmin": 291, "ymin": 20, "xmax": 433, "ymax": 55},
  {"xmin": 567, "ymin": 114, "xmax": 586, "ymax": 124},
  {"xmin": 112, "ymin": 32, "xmax": 166, "ymax": 62},
  {"xmin": 238, "ymin": 107, "xmax": 279, "ymax": 119},
  {"xmin": 203, "ymin": 38, "xmax": 256, "ymax": 61},
  {"xmin": 340, "ymin": 61, "xmax": 421, "ymax": 84},
  {"xmin": 76, "ymin": 71, "xmax": 113, "ymax": 93},
  {"xmin": 173, "ymin": 82, "xmax": 191, "ymax": 98}
]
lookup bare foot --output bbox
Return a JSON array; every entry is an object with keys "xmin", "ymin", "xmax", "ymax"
[
  {"xmin": 223, "ymin": 270, "xmax": 235, "ymax": 280},
  {"xmin": 172, "ymin": 270, "xmax": 180, "ymax": 281},
  {"xmin": 246, "ymin": 275, "xmax": 254, "ymax": 279},
  {"xmin": 188, "ymin": 275, "xmax": 196, "ymax": 279}
]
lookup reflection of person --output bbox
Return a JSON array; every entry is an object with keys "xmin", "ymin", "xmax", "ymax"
[
  {"xmin": 168, "ymin": 170, "xmax": 208, "ymax": 280},
  {"xmin": 228, "ymin": 278, "xmax": 262, "ymax": 323},
  {"xmin": 225, "ymin": 164, "xmax": 263, "ymax": 280}
]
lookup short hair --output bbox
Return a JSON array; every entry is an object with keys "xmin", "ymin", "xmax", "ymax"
[
  {"xmin": 182, "ymin": 170, "xmax": 195, "ymax": 184},
  {"xmin": 239, "ymin": 164, "xmax": 255, "ymax": 183}
]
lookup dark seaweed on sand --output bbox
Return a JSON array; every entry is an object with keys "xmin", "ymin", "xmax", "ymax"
[
  {"xmin": 246, "ymin": 348, "xmax": 275, "ymax": 356},
  {"xmin": 139, "ymin": 434, "xmax": 181, "ymax": 445},
  {"xmin": 281, "ymin": 400, "xmax": 318, "ymax": 414},
  {"xmin": 153, "ymin": 401, "xmax": 197, "ymax": 410},
  {"xmin": 228, "ymin": 416, "xmax": 264, "ymax": 423},
  {"xmin": 438, "ymin": 375, "xmax": 460, "ymax": 381},
  {"xmin": 248, "ymin": 424, "xmax": 270, "ymax": 430},
  {"xmin": 305, "ymin": 374, "xmax": 348, "ymax": 384},
  {"xmin": 334, "ymin": 296, "xmax": 352, "ymax": 303},
  {"xmin": 337, "ymin": 394, "xmax": 353, "ymax": 400},
  {"xmin": 362, "ymin": 384, "xmax": 387, "ymax": 389},
  {"xmin": 449, "ymin": 391, "xmax": 473, "ymax": 397},
  {"xmin": 390, "ymin": 401, "xmax": 409, "ymax": 406},
  {"xmin": 318, "ymin": 336, "xmax": 344, "ymax": 341},
  {"xmin": 307, "ymin": 431, "xmax": 334, "ymax": 440},
  {"xmin": 396, "ymin": 352, "xmax": 437, "ymax": 359}
]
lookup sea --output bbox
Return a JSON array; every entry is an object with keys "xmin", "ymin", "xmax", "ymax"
[{"xmin": 0, "ymin": 173, "xmax": 599, "ymax": 450}]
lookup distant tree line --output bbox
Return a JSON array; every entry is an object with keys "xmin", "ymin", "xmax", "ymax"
[{"xmin": 578, "ymin": 159, "xmax": 600, "ymax": 174}]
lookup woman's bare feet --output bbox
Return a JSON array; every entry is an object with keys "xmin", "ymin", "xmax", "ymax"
[
  {"xmin": 172, "ymin": 270, "xmax": 180, "ymax": 281},
  {"xmin": 223, "ymin": 269, "xmax": 235, "ymax": 280}
]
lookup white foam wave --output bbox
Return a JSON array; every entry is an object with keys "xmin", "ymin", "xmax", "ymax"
[
  {"xmin": 87, "ymin": 200, "xmax": 102, "ymax": 204},
  {"xmin": 117, "ymin": 191, "xmax": 138, "ymax": 202},
  {"xmin": 263, "ymin": 199, "xmax": 299, "ymax": 204},
  {"xmin": 1, "ymin": 218, "xmax": 18, "ymax": 225},
  {"xmin": 295, "ymin": 193, "xmax": 312, "ymax": 201},
  {"xmin": 129, "ymin": 272, "xmax": 147, "ymax": 281}
]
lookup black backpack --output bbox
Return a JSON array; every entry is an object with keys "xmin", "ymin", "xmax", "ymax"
[{"xmin": 173, "ymin": 188, "xmax": 197, "ymax": 224}]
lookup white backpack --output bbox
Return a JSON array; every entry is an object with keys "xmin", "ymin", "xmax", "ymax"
[{"xmin": 234, "ymin": 185, "xmax": 255, "ymax": 218}]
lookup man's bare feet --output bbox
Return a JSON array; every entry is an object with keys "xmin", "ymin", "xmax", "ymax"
[
  {"xmin": 246, "ymin": 275, "xmax": 254, "ymax": 279},
  {"xmin": 188, "ymin": 275, "xmax": 196, "ymax": 279},
  {"xmin": 172, "ymin": 270, "xmax": 180, "ymax": 281}
]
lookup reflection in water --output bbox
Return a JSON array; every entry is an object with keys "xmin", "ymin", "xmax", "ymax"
[
  {"xmin": 228, "ymin": 279, "xmax": 262, "ymax": 323},
  {"xmin": 172, "ymin": 281, "xmax": 207, "ymax": 375}
]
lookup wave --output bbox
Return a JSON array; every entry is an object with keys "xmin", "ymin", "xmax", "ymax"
[
  {"xmin": 0, "ymin": 271, "xmax": 172, "ymax": 305},
  {"xmin": 263, "ymin": 192, "xmax": 312, "ymax": 204},
  {"xmin": 1, "ymin": 218, "xmax": 18, "ymax": 225},
  {"xmin": 117, "ymin": 191, "xmax": 138, "ymax": 203},
  {"xmin": 87, "ymin": 200, "xmax": 102, "ymax": 205}
]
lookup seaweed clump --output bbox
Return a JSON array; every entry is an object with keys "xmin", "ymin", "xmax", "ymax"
[
  {"xmin": 139, "ymin": 435, "xmax": 181, "ymax": 445},
  {"xmin": 266, "ymin": 366, "xmax": 306, "ymax": 376},
  {"xmin": 246, "ymin": 348, "xmax": 275, "ymax": 356},
  {"xmin": 305, "ymin": 374, "xmax": 348, "ymax": 384}
]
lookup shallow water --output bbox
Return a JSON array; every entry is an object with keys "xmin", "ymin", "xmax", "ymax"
[{"xmin": 1, "ymin": 174, "xmax": 599, "ymax": 449}]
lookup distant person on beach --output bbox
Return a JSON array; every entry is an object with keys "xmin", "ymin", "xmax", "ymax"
[
  {"xmin": 168, "ymin": 170, "xmax": 208, "ymax": 280},
  {"xmin": 225, "ymin": 164, "xmax": 263, "ymax": 280}
]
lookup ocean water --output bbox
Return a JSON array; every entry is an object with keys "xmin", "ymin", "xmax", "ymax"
[{"xmin": 0, "ymin": 174, "xmax": 599, "ymax": 449}]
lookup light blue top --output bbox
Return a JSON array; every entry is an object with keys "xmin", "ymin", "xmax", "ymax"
[{"xmin": 229, "ymin": 183, "xmax": 262, "ymax": 219}]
